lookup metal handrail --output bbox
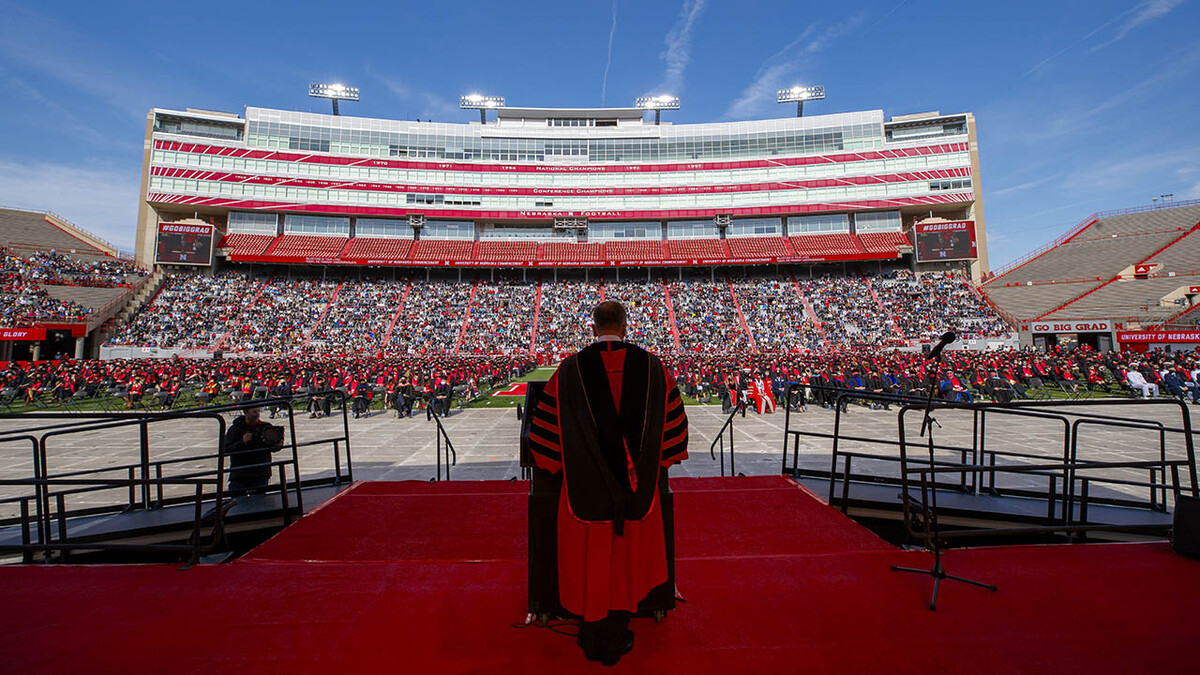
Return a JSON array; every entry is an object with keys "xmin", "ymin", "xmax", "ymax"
[
  {"xmin": 0, "ymin": 475, "xmax": 226, "ymax": 568},
  {"xmin": 893, "ymin": 398, "xmax": 1197, "ymax": 547},
  {"xmin": 709, "ymin": 400, "xmax": 746, "ymax": 477},
  {"xmin": 429, "ymin": 404, "xmax": 457, "ymax": 481}
]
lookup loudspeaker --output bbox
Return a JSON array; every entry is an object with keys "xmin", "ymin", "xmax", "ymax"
[{"xmin": 1172, "ymin": 494, "xmax": 1200, "ymax": 558}]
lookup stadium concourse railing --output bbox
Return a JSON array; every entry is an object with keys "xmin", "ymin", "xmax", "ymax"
[
  {"xmin": 0, "ymin": 392, "xmax": 355, "ymax": 566},
  {"xmin": 984, "ymin": 198, "xmax": 1200, "ymax": 285},
  {"xmin": 780, "ymin": 385, "xmax": 1197, "ymax": 539}
]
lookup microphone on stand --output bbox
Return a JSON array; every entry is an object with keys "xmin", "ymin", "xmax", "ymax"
[
  {"xmin": 920, "ymin": 330, "xmax": 957, "ymax": 437},
  {"xmin": 927, "ymin": 330, "xmax": 957, "ymax": 361}
]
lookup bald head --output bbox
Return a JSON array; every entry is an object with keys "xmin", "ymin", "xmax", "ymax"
[{"xmin": 592, "ymin": 300, "xmax": 627, "ymax": 339}]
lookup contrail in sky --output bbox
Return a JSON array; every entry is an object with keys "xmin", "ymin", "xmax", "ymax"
[{"xmin": 601, "ymin": 0, "xmax": 618, "ymax": 106}]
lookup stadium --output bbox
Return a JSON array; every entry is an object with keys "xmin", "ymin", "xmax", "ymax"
[{"xmin": 2, "ymin": 47, "xmax": 1200, "ymax": 675}]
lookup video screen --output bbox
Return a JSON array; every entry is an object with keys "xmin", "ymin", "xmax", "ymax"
[
  {"xmin": 156, "ymin": 223, "xmax": 214, "ymax": 265},
  {"xmin": 915, "ymin": 221, "xmax": 976, "ymax": 262}
]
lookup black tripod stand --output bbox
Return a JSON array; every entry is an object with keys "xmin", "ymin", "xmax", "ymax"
[
  {"xmin": 891, "ymin": 330, "xmax": 998, "ymax": 610},
  {"xmin": 890, "ymin": 493, "xmax": 998, "ymax": 611}
]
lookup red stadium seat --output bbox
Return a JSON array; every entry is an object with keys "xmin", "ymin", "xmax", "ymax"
[
  {"xmin": 342, "ymin": 237, "xmax": 413, "ymax": 261},
  {"xmin": 473, "ymin": 240, "xmax": 539, "ymax": 262},
  {"xmin": 409, "ymin": 239, "xmax": 475, "ymax": 261},
  {"xmin": 264, "ymin": 235, "xmax": 349, "ymax": 258},
  {"xmin": 666, "ymin": 239, "xmax": 728, "ymax": 260},
  {"xmin": 604, "ymin": 240, "xmax": 665, "ymax": 262},
  {"xmin": 788, "ymin": 234, "xmax": 865, "ymax": 258},
  {"xmin": 219, "ymin": 233, "xmax": 275, "ymax": 256},
  {"xmin": 540, "ymin": 242, "xmax": 604, "ymax": 262},
  {"xmin": 858, "ymin": 231, "xmax": 911, "ymax": 255},
  {"xmin": 726, "ymin": 236, "xmax": 796, "ymax": 259}
]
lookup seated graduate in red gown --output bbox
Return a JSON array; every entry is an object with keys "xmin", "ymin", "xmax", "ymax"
[{"xmin": 527, "ymin": 300, "xmax": 689, "ymax": 666}]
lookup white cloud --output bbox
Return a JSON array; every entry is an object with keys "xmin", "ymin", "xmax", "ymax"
[
  {"xmin": 369, "ymin": 71, "xmax": 458, "ymax": 121},
  {"xmin": 1060, "ymin": 146, "xmax": 1200, "ymax": 195},
  {"xmin": 0, "ymin": 160, "xmax": 140, "ymax": 249},
  {"xmin": 723, "ymin": 16, "xmax": 864, "ymax": 120},
  {"xmin": 0, "ymin": 4, "xmax": 166, "ymax": 121},
  {"xmin": 1091, "ymin": 0, "xmax": 1186, "ymax": 52},
  {"xmin": 990, "ymin": 176, "xmax": 1059, "ymax": 197},
  {"xmin": 1027, "ymin": 1, "xmax": 1185, "ymax": 75},
  {"xmin": 649, "ymin": 0, "xmax": 707, "ymax": 95}
]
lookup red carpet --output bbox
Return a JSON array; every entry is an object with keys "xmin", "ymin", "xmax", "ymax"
[{"xmin": 2, "ymin": 476, "xmax": 1198, "ymax": 673}]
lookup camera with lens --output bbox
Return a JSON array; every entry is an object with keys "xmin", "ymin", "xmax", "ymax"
[{"xmin": 250, "ymin": 423, "xmax": 285, "ymax": 447}]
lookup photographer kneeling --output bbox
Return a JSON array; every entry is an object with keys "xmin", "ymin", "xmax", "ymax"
[{"xmin": 223, "ymin": 406, "xmax": 286, "ymax": 494}]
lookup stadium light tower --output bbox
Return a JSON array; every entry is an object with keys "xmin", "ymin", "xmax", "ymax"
[
  {"xmin": 309, "ymin": 83, "xmax": 359, "ymax": 116},
  {"xmin": 635, "ymin": 95, "xmax": 680, "ymax": 125},
  {"xmin": 460, "ymin": 94, "xmax": 505, "ymax": 123},
  {"xmin": 777, "ymin": 85, "xmax": 825, "ymax": 117}
]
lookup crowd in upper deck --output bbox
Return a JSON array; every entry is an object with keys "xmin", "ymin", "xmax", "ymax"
[{"xmin": 104, "ymin": 267, "xmax": 1012, "ymax": 355}]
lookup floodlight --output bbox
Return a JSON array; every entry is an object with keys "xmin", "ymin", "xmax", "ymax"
[
  {"xmin": 634, "ymin": 95, "xmax": 680, "ymax": 125},
  {"xmin": 634, "ymin": 95, "xmax": 681, "ymax": 110},
  {"xmin": 309, "ymin": 82, "xmax": 359, "ymax": 116},
  {"xmin": 460, "ymin": 94, "xmax": 505, "ymax": 123},
  {"xmin": 777, "ymin": 85, "xmax": 825, "ymax": 117}
]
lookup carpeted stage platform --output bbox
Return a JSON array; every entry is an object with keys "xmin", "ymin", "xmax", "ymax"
[{"xmin": 1, "ymin": 476, "xmax": 1198, "ymax": 673}]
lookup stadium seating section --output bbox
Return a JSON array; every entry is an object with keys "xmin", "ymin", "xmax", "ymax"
[
  {"xmin": 342, "ymin": 237, "xmax": 413, "ymax": 261},
  {"xmin": 409, "ymin": 239, "xmax": 475, "ymax": 261},
  {"xmin": 726, "ymin": 236, "xmax": 795, "ymax": 259},
  {"xmin": 108, "ymin": 267, "xmax": 1011, "ymax": 355},
  {"xmin": 789, "ymin": 234, "xmax": 866, "ymax": 258},
  {"xmin": 984, "ymin": 204, "xmax": 1200, "ymax": 323},
  {"xmin": 605, "ymin": 240, "xmax": 667, "ymax": 262},
  {"xmin": 264, "ymin": 235, "xmax": 349, "ymax": 258},
  {"xmin": 219, "ymin": 233, "xmax": 275, "ymax": 256},
  {"xmin": 666, "ymin": 239, "xmax": 728, "ymax": 260},
  {"xmin": 541, "ymin": 242, "xmax": 603, "ymax": 262},
  {"xmin": 858, "ymin": 231, "xmax": 912, "ymax": 255},
  {"xmin": 0, "ymin": 208, "xmax": 109, "ymax": 259},
  {"xmin": 1, "ymin": 211, "xmax": 149, "ymax": 329},
  {"xmin": 473, "ymin": 240, "xmax": 538, "ymax": 263},
  {"xmin": 217, "ymin": 231, "xmax": 919, "ymax": 265}
]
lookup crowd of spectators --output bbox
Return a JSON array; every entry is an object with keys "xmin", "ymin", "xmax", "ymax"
[
  {"xmin": 459, "ymin": 280, "xmax": 538, "ymax": 355},
  {"xmin": 874, "ymin": 270, "xmax": 1011, "ymax": 341},
  {"xmin": 671, "ymin": 279, "xmax": 752, "ymax": 354},
  {"xmin": 107, "ymin": 272, "xmax": 261, "ymax": 348},
  {"xmin": 1, "ymin": 279, "xmax": 94, "ymax": 325},
  {"xmin": 307, "ymin": 277, "xmax": 409, "ymax": 353},
  {"xmin": 604, "ymin": 280, "xmax": 678, "ymax": 353},
  {"xmin": 106, "ymin": 268, "xmax": 1014, "ymax": 355},
  {"xmin": 534, "ymin": 278, "xmax": 603, "ymax": 356},
  {"xmin": 799, "ymin": 274, "xmax": 895, "ymax": 346},
  {"xmin": 1, "ymin": 247, "xmax": 147, "ymax": 288},
  {"xmin": 388, "ymin": 278, "xmax": 474, "ymax": 354},
  {"xmin": 730, "ymin": 278, "xmax": 824, "ymax": 353}
]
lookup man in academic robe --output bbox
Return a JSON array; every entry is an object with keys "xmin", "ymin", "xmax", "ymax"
[{"xmin": 527, "ymin": 300, "xmax": 688, "ymax": 666}]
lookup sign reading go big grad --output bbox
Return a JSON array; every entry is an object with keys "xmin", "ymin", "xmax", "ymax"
[{"xmin": 1030, "ymin": 320, "xmax": 1112, "ymax": 333}]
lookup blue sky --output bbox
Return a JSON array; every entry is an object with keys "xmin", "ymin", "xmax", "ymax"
[{"xmin": 0, "ymin": 0, "xmax": 1197, "ymax": 267}]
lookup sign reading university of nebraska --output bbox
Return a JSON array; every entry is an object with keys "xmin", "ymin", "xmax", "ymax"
[
  {"xmin": 1031, "ymin": 321, "xmax": 1111, "ymax": 333},
  {"xmin": 1117, "ymin": 331, "xmax": 1200, "ymax": 343},
  {"xmin": 1133, "ymin": 263, "xmax": 1159, "ymax": 275}
]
